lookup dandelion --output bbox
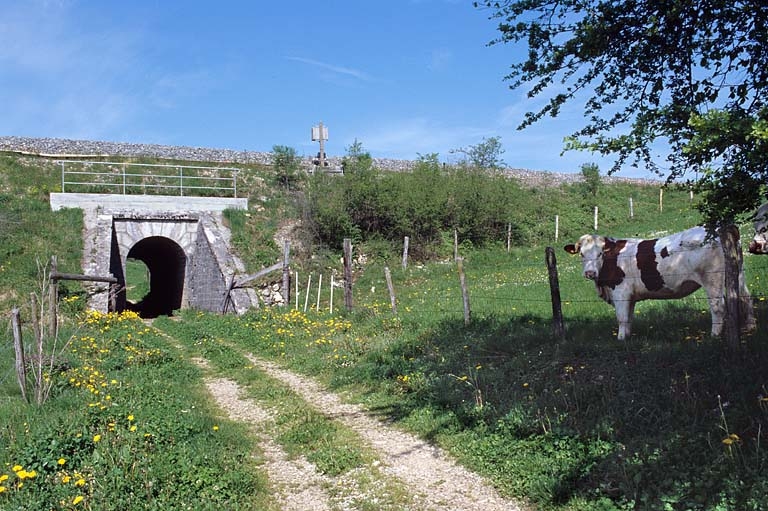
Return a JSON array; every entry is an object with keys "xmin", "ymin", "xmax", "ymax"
[
  {"xmin": 127, "ymin": 414, "xmax": 134, "ymax": 421},
  {"xmin": 212, "ymin": 425, "xmax": 219, "ymax": 431},
  {"xmin": 93, "ymin": 434, "xmax": 101, "ymax": 443},
  {"xmin": 73, "ymin": 495, "xmax": 84, "ymax": 505},
  {"xmin": 74, "ymin": 478, "xmax": 86, "ymax": 487},
  {"xmin": 58, "ymin": 458, "xmax": 66, "ymax": 466}
]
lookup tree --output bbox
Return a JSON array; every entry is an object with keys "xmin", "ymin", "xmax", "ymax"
[
  {"xmin": 271, "ymin": 145, "xmax": 302, "ymax": 190},
  {"xmin": 451, "ymin": 136, "xmax": 507, "ymax": 171},
  {"xmin": 341, "ymin": 139, "xmax": 374, "ymax": 174},
  {"xmin": 580, "ymin": 163, "xmax": 601, "ymax": 199},
  {"xmin": 475, "ymin": 0, "xmax": 768, "ymax": 228}
]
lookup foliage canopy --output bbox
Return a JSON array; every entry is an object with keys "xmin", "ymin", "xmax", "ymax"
[{"xmin": 475, "ymin": 0, "xmax": 768, "ymax": 227}]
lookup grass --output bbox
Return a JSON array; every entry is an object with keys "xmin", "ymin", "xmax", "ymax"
[
  {"xmin": 149, "ymin": 232, "xmax": 768, "ymax": 510},
  {"xmin": 156, "ymin": 317, "xmax": 417, "ymax": 509},
  {"xmin": 2, "ymin": 152, "xmax": 768, "ymax": 509},
  {"xmin": 0, "ymin": 311, "xmax": 273, "ymax": 510}
]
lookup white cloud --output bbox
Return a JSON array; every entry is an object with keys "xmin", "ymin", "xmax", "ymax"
[{"xmin": 286, "ymin": 56, "xmax": 373, "ymax": 82}]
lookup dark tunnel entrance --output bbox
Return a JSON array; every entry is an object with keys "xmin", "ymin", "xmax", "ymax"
[{"xmin": 125, "ymin": 236, "xmax": 187, "ymax": 318}]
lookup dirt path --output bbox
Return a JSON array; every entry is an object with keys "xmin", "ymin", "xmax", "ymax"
[
  {"xmin": 200, "ymin": 349, "xmax": 527, "ymax": 511},
  {"xmin": 205, "ymin": 376, "xmax": 334, "ymax": 511}
]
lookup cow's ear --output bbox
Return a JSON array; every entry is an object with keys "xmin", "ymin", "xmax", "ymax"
[{"xmin": 564, "ymin": 244, "xmax": 579, "ymax": 254}]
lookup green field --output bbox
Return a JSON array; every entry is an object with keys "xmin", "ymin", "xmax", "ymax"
[{"xmin": 1, "ymin": 152, "xmax": 767, "ymax": 510}]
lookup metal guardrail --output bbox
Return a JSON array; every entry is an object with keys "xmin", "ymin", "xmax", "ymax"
[{"xmin": 56, "ymin": 160, "xmax": 240, "ymax": 198}]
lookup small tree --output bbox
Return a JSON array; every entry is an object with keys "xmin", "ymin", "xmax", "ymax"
[
  {"xmin": 580, "ymin": 163, "xmax": 601, "ymax": 199},
  {"xmin": 450, "ymin": 136, "xmax": 506, "ymax": 171},
  {"xmin": 341, "ymin": 139, "xmax": 373, "ymax": 174},
  {"xmin": 271, "ymin": 145, "xmax": 302, "ymax": 190}
]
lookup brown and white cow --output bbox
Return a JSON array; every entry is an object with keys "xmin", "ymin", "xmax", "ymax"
[
  {"xmin": 564, "ymin": 226, "xmax": 755, "ymax": 340},
  {"xmin": 748, "ymin": 202, "xmax": 768, "ymax": 254}
]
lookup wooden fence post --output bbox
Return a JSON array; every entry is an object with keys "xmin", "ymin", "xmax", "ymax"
[
  {"xmin": 30, "ymin": 292, "xmax": 45, "ymax": 404},
  {"xmin": 555, "ymin": 215, "xmax": 559, "ymax": 242},
  {"xmin": 720, "ymin": 224, "xmax": 742, "ymax": 349},
  {"xmin": 316, "ymin": 274, "xmax": 323, "ymax": 312},
  {"xmin": 282, "ymin": 241, "xmax": 291, "ymax": 305},
  {"xmin": 343, "ymin": 238, "xmax": 353, "ymax": 311},
  {"xmin": 545, "ymin": 247, "xmax": 565, "ymax": 341},
  {"xmin": 506, "ymin": 223, "xmax": 512, "ymax": 253},
  {"xmin": 49, "ymin": 255, "xmax": 58, "ymax": 341},
  {"xmin": 330, "ymin": 274, "xmax": 335, "ymax": 314},
  {"xmin": 629, "ymin": 197, "xmax": 634, "ymax": 219},
  {"xmin": 402, "ymin": 236, "xmax": 409, "ymax": 270},
  {"xmin": 594, "ymin": 206, "xmax": 599, "ymax": 231},
  {"xmin": 384, "ymin": 267, "xmax": 397, "ymax": 314},
  {"xmin": 659, "ymin": 188, "xmax": 664, "ymax": 212},
  {"xmin": 303, "ymin": 274, "xmax": 312, "ymax": 313},
  {"xmin": 11, "ymin": 308, "xmax": 28, "ymax": 403},
  {"xmin": 454, "ymin": 229, "xmax": 459, "ymax": 261},
  {"xmin": 457, "ymin": 257, "xmax": 471, "ymax": 326},
  {"xmin": 294, "ymin": 271, "xmax": 299, "ymax": 310}
]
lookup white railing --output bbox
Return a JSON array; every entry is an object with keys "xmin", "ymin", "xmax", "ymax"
[{"xmin": 57, "ymin": 160, "xmax": 240, "ymax": 198}]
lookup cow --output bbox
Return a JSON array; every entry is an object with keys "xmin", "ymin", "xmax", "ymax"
[
  {"xmin": 748, "ymin": 202, "xmax": 768, "ymax": 254},
  {"xmin": 564, "ymin": 226, "xmax": 756, "ymax": 340}
]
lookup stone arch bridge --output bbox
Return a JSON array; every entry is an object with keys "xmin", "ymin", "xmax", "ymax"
[{"xmin": 50, "ymin": 193, "xmax": 257, "ymax": 317}]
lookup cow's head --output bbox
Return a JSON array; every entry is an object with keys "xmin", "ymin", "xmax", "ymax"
[
  {"xmin": 564, "ymin": 234, "xmax": 607, "ymax": 281},
  {"xmin": 749, "ymin": 203, "xmax": 768, "ymax": 254}
]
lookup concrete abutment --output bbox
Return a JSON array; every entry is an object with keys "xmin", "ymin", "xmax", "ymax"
[{"xmin": 50, "ymin": 193, "xmax": 257, "ymax": 316}]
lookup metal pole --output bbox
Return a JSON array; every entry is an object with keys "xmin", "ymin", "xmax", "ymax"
[
  {"xmin": 319, "ymin": 121, "xmax": 326, "ymax": 169},
  {"xmin": 61, "ymin": 162, "xmax": 65, "ymax": 192},
  {"xmin": 179, "ymin": 167, "xmax": 184, "ymax": 196}
]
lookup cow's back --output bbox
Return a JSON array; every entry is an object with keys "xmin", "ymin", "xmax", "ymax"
[{"xmin": 617, "ymin": 227, "xmax": 718, "ymax": 300}]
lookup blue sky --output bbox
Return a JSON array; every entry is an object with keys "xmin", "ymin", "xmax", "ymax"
[{"xmin": 1, "ymin": 0, "xmax": 648, "ymax": 177}]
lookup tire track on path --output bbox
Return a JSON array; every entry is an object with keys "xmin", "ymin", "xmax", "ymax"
[{"xmin": 244, "ymin": 354, "xmax": 528, "ymax": 511}]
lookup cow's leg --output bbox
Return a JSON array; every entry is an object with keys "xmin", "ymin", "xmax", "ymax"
[
  {"xmin": 706, "ymin": 292, "xmax": 726, "ymax": 337},
  {"xmin": 738, "ymin": 269, "xmax": 757, "ymax": 332},
  {"xmin": 615, "ymin": 299, "xmax": 634, "ymax": 340}
]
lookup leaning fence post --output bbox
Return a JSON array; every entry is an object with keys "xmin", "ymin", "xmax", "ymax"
[
  {"xmin": 304, "ymin": 274, "xmax": 312, "ymax": 313},
  {"xmin": 384, "ymin": 267, "xmax": 398, "ymax": 314},
  {"xmin": 11, "ymin": 308, "xmax": 28, "ymax": 403},
  {"xmin": 546, "ymin": 247, "xmax": 566, "ymax": 341},
  {"xmin": 720, "ymin": 224, "xmax": 742, "ymax": 349},
  {"xmin": 457, "ymin": 257, "xmax": 471, "ymax": 326}
]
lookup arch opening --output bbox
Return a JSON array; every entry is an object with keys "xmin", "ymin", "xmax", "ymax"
[{"xmin": 125, "ymin": 236, "xmax": 186, "ymax": 318}]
